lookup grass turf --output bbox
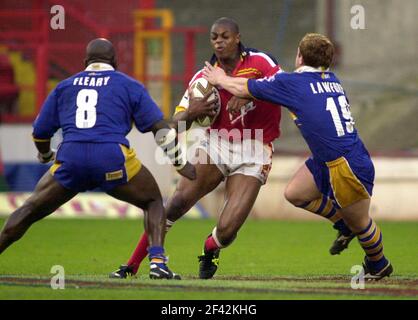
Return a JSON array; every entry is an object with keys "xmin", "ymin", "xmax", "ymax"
[{"xmin": 0, "ymin": 218, "xmax": 417, "ymax": 300}]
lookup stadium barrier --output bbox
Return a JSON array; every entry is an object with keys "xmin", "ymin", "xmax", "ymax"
[
  {"xmin": 0, "ymin": 192, "xmax": 207, "ymax": 219},
  {"xmin": 1, "ymin": 124, "xmax": 418, "ymax": 220},
  {"xmin": 250, "ymin": 156, "xmax": 418, "ymax": 221}
]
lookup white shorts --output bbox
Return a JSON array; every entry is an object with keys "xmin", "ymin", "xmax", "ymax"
[{"xmin": 195, "ymin": 132, "xmax": 273, "ymax": 184}]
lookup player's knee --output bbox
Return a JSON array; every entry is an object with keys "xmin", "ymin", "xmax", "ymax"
[
  {"xmin": 167, "ymin": 192, "xmax": 187, "ymax": 213},
  {"xmin": 144, "ymin": 193, "xmax": 163, "ymax": 208},
  {"xmin": 284, "ymin": 186, "xmax": 305, "ymax": 207},
  {"xmin": 166, "ymin": 191, "xmax": 193, "ymax": 221},
  {"xmin": 132, "ymin": 187, "xmax": 163, "ymax": 211}
]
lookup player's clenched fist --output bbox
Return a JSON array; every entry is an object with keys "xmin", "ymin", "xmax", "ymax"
[{"xmin": 227, "ymin": 96, "xmax": 252, "ymax": 116}]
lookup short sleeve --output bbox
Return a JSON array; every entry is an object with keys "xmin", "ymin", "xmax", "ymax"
[
  {"xmin": 247, "ymin": 51, "xmax": 280, "ymax": 78},
  {"xmin": 174, "ymin": 89, "xmax": 189, "ymax": 115},
  {"xmin": 247, "ymin": 72, "xmax": 295, "ymax": 108},
  {"xmin": 264, "ymin": 65, "xmax": 281, "ymax": 77},
  {"xmin": 32, "ymin": 88, "xmax": 60, "ymax": 140},
  {"xmin": 132, "ymin": 83, "xmax": 164, "ymax": 133}
]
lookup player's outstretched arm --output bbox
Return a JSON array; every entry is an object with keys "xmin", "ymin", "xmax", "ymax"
[
  {"xmin": 151, "ymin": 120, "xmax": 196, "ymax": 180},
  {"xmin": 203, "ymin": 61, "xmax": 250, "ymax": 98}
]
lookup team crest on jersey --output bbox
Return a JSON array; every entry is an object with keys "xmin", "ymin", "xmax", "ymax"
[{"xmin": 229, "ymin": 101, "xmax": 256, "ymax": 125}]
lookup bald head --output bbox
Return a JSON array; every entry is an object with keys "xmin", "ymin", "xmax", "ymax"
[{"xmin": 84, "ymin": 38, "xmax": 117, "ymax": 68}]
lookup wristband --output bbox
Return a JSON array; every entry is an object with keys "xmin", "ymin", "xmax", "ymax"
[
  {"xmin": 155, "ymin": 128, "xmax": 185, "ymax": 169},
  {"xmin": 173, "ymin": 161, "xmax": 186, "ymax": 171},
  {"xmin": 40, "ymin": 150, "xmax": 53, "ymax": 160}
]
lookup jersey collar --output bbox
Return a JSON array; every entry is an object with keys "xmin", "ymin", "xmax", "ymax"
[
  {"xmin": 85, "ymin": 63, "xmax": 115, "ymax": 71},
  {"xmin": 295, "ymin": 66, "xmax": 329, "ymax": 73}
]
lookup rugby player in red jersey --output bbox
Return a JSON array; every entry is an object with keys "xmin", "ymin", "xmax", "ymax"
[{"xmin": 110, "ymin": 17, "xmax": 283, "ymax": 279}]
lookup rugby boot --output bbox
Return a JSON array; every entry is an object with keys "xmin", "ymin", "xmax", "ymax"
[
  {"xmin": 109, "ymin": 264, "xmax": 134, "ymax": 279},
  {"xmin": 329, "ymin": 230, "xmax": 356, "ymax": 255},
  {"xmin": 198, "ymin": 249, "xmax": 220, "ymax": 279},
  {"xmin": 149, "ymin": 262, "xmax": 181, "ymax": 280},
  {"xmin": 362, "ymin": 257, "xmax": 393, "ymax": 281}
]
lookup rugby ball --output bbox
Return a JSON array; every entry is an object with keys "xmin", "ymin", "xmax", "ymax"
[{"xmin": 190, "ymin": 78, "xmax": 221, "ymax": 127}]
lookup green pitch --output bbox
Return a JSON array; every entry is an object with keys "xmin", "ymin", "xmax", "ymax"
[{"xmin": 0, "ymin": 218, "xmax": 417, "ymax": 300}]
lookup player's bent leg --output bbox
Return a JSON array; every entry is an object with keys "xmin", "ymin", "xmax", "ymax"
[
  {"xmin": 106, "ymin": 165, "xmax": 180, "ymax": 279},
  {"xmin": 0, "ymin": 172, "xmax": 77, "ymax": 254},
  {"xmin": 284, "ymin": 164, "xmax": 354, "ymax": 255},
  {"xmin": 109, "ymin": 149, "xmax": 224, "ymax": 278},
  {"xmin": 165, "ymin": 149, "xmax": 225, "ymax": 222},
  {"xmin": 339, "ymin": 199, "xmax": 393, "ymax": 281},
  {"xmin": 198, "ymin": 174, "xmax": 261, "ymax": 279},
  {"xmin": 284, "ymin": 164, "xmax": 322, "ymax": 206},
  {"xmin": 109, "ymin": 151, "xmax": 224, "ymax": 279},
  {"xmin": 107, "ymin": 165, "xmax": 165, "ymax": 246},
  {"xmin": 338, "ymin": 199, "xmax": 371, "ymax": 234},
  {"xmin": 216, "ymin": 175, "xmax": 261, "ymax": 244}
]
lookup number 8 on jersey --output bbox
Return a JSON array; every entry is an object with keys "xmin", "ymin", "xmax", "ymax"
[{"xmin": 76, "ymin": 89, "xmax": 98, "ymax": 129}]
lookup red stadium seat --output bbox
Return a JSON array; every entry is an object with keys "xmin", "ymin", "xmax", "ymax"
[{"xmin": 0, "ymin": 53, "xmax": 19, "ymax": 116}]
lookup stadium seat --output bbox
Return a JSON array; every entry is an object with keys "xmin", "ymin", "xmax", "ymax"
[{"xmin": 0, "ymin": 53, "xmax": 19, "ymax": 116}]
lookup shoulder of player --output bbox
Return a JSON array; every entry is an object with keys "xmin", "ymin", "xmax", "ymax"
[
  {"xmin": 111, "ymin": 71, "xmax": 149, "ymax": 90},
  {"xmin": 52, "ymin": 72, "xmax": 84, "ymax": 92},
  {"xmin": 111, "ymin": 70, "xmax": 137, "ymax": 83},
  {"xmin": 253, "ymin": 70, "xmax": 292, "ymax": 83},
  {"xmin": 244, "ymin": 48, "xmax": 278, "ymax": 68},
  {"xmin": 328, "ymin": 71, "xmax": 341, "ymax": 82},
  {"xmin": 250, "ymin": 71, "xmax": 296, "ymax": 96},
  {"xmin": 296, "ymin": 70, "xmax": 340, "ymax": 83}
]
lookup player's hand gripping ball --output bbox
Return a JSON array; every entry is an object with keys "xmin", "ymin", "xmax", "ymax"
[{"xmin": 190, "ymin": 78, "xmax": 221, "ymax": 127}]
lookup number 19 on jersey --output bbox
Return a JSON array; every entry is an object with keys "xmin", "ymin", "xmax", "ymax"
[{"xmin": 326, "ymin": 95, "xmax": 355, "ymax": 137}]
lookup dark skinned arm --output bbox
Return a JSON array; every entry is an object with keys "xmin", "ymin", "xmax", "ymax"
[
  {"xmin": 34, "ymin": 140, "xmax": 55, "ymax": 164},
  {"xmin": 150, "ymin": 120, "xmax": 196, "ymax": 180}
]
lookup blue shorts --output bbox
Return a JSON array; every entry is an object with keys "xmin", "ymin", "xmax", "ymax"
[
  {"xmin": 50, "ymin": 142, "xmax": 141, "ymax": 192},
  {"xmin": 305, "ymin": 148, "xmax": 374, "ymax": 209}
]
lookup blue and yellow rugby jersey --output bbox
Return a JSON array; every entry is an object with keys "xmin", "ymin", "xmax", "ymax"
[
  {"xmin": 247, "ymin": 66, "xmax": 362, "ymax": 162},
  {"xmin": 33, "ymin": 63, "xmax": 163, "ymax": 147}
]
